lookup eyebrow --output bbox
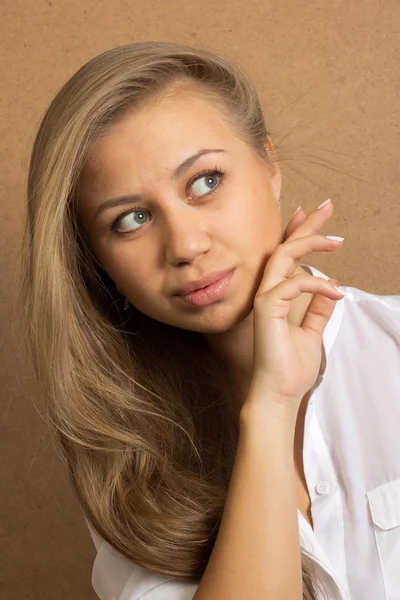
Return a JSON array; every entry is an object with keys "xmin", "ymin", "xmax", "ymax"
[{"xmin": 92, "ymin": 148, "xmax": 226, "ymax": 223}]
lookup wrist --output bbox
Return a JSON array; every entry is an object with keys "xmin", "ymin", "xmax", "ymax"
[{"xmin": 240, "ymin": 391, "xmax": 299, "ymax": 436}]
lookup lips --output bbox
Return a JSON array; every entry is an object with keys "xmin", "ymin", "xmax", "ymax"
[{"xmin": 173, "ymin": 268, "xmax": 235, "ymax": 296}]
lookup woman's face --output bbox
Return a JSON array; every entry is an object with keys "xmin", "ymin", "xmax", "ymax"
[{"xmin": 77, "ymin": 88, "xmax": 283, "ymax": 334}]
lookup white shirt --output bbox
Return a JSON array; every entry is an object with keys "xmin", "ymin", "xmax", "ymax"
[{"xmin": 85, "ymin": 263, "xmax": 400, "ymax": 600}]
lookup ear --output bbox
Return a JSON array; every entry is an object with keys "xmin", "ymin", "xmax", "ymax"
[{"xmin": 264, "ymin": 135, "xmax": 281, "ymax": 202}]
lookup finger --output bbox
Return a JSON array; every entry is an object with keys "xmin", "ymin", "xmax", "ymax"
[
  {"xmin": 300, "ymin": 286, "xmax": 339, "ymax": 339},
  {"xmin": 253, "ymin": 275, "xmax": 344, "ymax": 322},
  {"xmin": 283, "ymin": 209, "xmax": 306, "ymax": 241},
  {"xmin": 284, "ymin": 200, "xmax": 334, "ymax": 243},
  {"xmin": 256, "ymin": 234, "xmax": 344, "ymax": 297}
]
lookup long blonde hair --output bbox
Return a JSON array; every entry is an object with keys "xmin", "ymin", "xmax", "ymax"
[{"xmin": 19, "ymin": 41, "xmax": 326, "ymax": 598}]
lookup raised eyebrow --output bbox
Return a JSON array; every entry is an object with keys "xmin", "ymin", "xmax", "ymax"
[
  {"xmin": 92, "ymin": 148, "xmax": 226, "ymax": 223},
  {"xmin": 171, "ymin": 148, "xmax": 226, "ymax": 179}
]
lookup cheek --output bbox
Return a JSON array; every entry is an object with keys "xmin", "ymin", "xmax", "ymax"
[
  {"xmin": 250, "ymin": 211, "xmax": 282, "ymax": 252},
  {"xmin": 106, "ymin": 245, "xmax": 162, "ymax": 302},
  {"xmin": 223, "ymin": 187, "xmax": 280, "ymax": 257},
  {"xmin": 92, "ymin": 241, "xmax": 140, "ymax": 286}
]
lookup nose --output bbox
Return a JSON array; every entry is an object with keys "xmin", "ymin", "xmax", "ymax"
[{"xmin": 162, "ymin": 205, "xmax": 212, "ymax": 265}]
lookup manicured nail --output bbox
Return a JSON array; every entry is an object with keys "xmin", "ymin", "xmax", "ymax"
[
  {"xmin": 331, "ymin": 280, "xmax": 346, "ymax": 296},
  {"xmin": 333, "ymin": 285, "xmax": 345, "ymax": 295},
  {"xmin": 326, "ymin": 236, "xmax": 345, "ymax": 242},
  {"xmin": 317, "ymin": 198, "xmax": 332, "ymax": 209},
  {"xmin": 292, "ymin": 206, "xmax": 302, "ymax": 217}
]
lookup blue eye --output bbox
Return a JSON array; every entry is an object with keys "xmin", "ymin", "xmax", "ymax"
[
  {"xmin": 108, "ymin": 207, "xmax": 150, "ymax": 233},
  {"xmin": 189, "ymin": 170, "xmax": 222, "ymax": 197},
  {"xmin": 107, "ymin": 167, "xmax": 226, "ymax": 234}
]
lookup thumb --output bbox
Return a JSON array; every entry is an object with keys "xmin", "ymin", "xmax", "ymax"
[{"xmin": 300, "ymin": 279, "xmax": 339, "ymax": 338}]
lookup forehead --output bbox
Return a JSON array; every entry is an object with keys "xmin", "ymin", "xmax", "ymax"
[{"xmin": 82, "ymin": 90, "xmax": 238, "ymax": 178}]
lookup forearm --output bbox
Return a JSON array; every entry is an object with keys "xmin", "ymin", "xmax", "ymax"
[{"xmin": 194, "ymin": 398, "xmax": 302, "ymax": 600}]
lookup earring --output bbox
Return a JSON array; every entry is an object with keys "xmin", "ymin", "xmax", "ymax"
[
  {"xmin": 276, "ymin": 199, "xmax": 281, "ymax": 213},
  {"xmin": 116, "ymin": 285, "xmax": 130, "ymax": 310}
]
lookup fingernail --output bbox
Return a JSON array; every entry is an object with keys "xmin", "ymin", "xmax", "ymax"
[
  {"xmin": 292, "ymin": 206, "xmax": 302, "ymax": 217},
  {"xmin": 331, "ymin": 280, "xmax": 346, "ymax": 296},
  {"xmin": 326, "ymin": 235, "xmax": 345, "ymax": 242},
  {"xmin": 317, "ymin": 198, "xmax": 332, "ymax": 209},
  {"xmin": 333, "ymin": 285, "xmax": 345, "ymax": 296}
]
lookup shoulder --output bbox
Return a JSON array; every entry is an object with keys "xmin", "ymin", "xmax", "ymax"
[
  {"xmin": 343, "ymin": 283, "xmax": 400, "ymax": 312},
  {"xmin": 341, "ymin": 284, "xmax": 400, "ymax": 334},
  {"xmin": 119, "ymin": 568, "xmax": 198, "ymax": 600},
  {"xmin": 85, "ymin": 520, "xmax": 199, "ymax": 600}
]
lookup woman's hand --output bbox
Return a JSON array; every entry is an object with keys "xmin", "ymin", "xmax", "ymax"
[
  {"xmin": 245, "ymin": 199, "xmax": 345, "ymax": 416},
  {"xmin": 282, "ymin": 206, "xmax": 307, "ymax": 242}
]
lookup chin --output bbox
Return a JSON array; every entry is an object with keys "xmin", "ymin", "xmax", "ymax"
[{"xmin": 177, "ymin": 298, "xmax": 255, "ymax": 334}]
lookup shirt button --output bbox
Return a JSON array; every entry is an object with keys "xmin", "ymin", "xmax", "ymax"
[{"xmin": 315, "ymin": 481, "xmax": 330, "ymax": 495}]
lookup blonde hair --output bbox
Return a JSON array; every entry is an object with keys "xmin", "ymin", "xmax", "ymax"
[{"xmin": 20, "ymin": 41, "xmax": 327, "ymax": 598}]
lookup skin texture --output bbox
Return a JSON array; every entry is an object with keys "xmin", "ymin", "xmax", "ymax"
[{"xmin": 77, "ymin": 87, "xmax": 314, "ymax": 405}]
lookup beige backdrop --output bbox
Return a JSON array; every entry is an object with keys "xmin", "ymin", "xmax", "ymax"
[{"xmin": 1, "ymin": 1, "xmax": 399, "ymax": 598}]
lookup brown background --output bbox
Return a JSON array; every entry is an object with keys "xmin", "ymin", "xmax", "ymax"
[{"xmin": 1, "ymin": 1, "xmax": 399, "ymax": 598}]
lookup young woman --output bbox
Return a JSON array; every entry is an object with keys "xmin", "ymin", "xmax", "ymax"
[{"xmin": 20, "ymin": 41, "xmax": 400, "ymax": 600}]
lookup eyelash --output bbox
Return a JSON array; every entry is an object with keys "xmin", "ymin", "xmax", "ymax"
[{"xmin": 107, "ymin": 166, "xmax": 226, "ymax": 233}]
